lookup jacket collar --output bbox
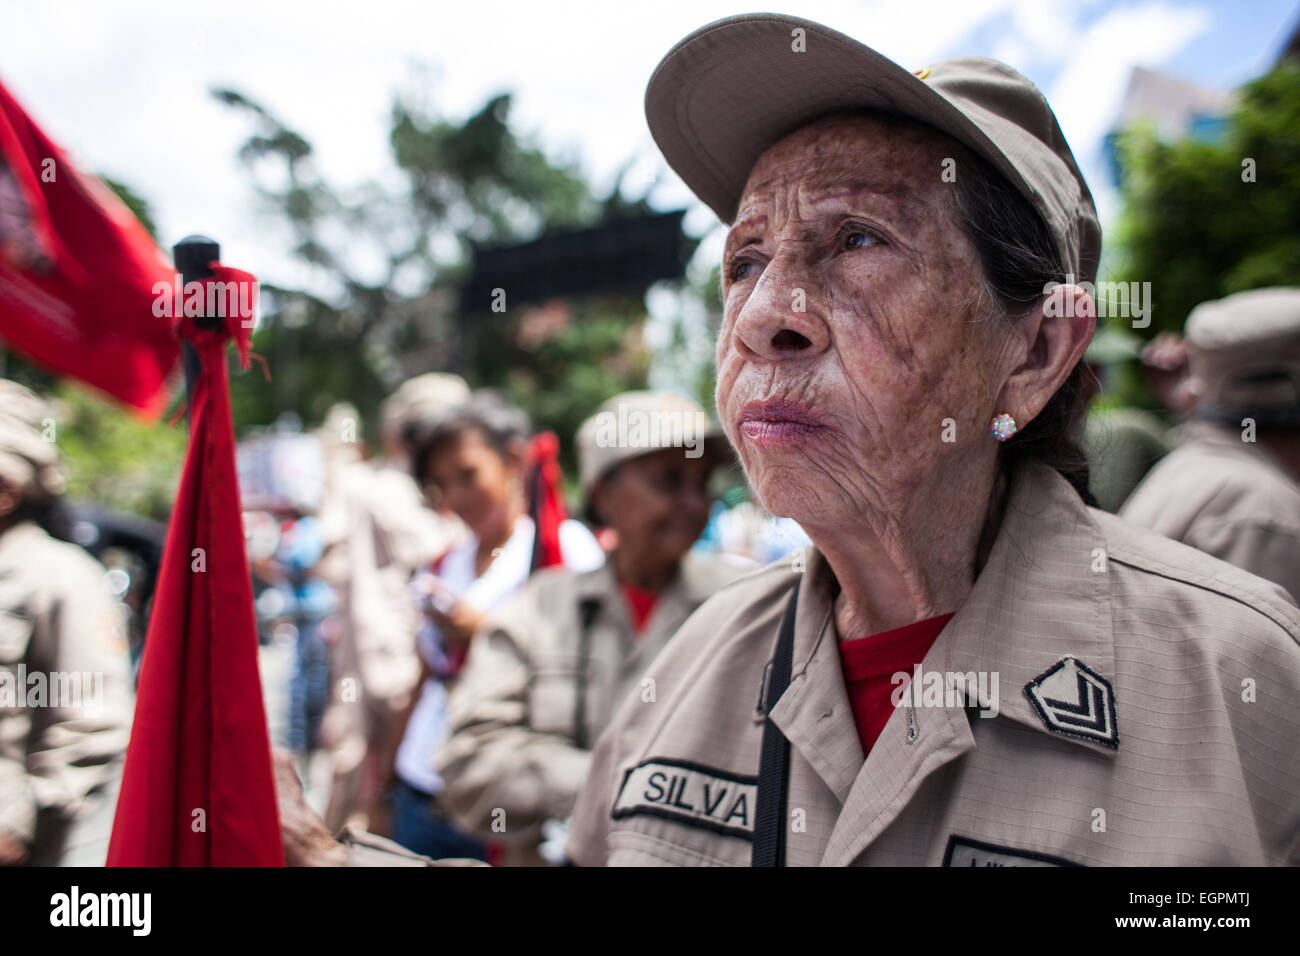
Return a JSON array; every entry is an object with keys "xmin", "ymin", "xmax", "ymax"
[
  {"xmin": 774, "ymin": 458, "xmax": 1119, "ymax": 781},
  {"xmin": 571, "ymin": 550, "xmax": 719, "ymax": 606},
  {"xmin": 570, "ymin": 550, "xmax": 723, "ymax": 657},
  {"xmin": 767, "ymin": 461, "xmax": 1119, "ymax": 865},
  {"xmin": 939, "ymin": 460, "xmax": 1118, "ymax": 756}
]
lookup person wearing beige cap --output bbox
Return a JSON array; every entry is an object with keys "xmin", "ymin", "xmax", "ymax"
[
  {"xmin": 274, "ymin": 14, "xmax": 1300, "ymax": 867},
  {"xmin": 556, "ymin": 14, "xmax": 1300, "ymax": 867},
  {"xmin": 317, "ymin": 373, "xmax": 472, "ymax": 835},
  {"xmin": 428, "ymin": 390, "xmax": 747, "ymax": 864},
  {"xmin": 0, "ymin": 380, "xmax": 132, "ymax": 865},
  {"xmin": 1122, "ymin": 287, "xmax": 1300, "ymax": 604},
  {"xmin": 271, "ymin": 391, "xmax": 746, "ymax": 864}
]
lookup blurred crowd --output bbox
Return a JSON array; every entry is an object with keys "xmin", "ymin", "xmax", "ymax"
[
  {"xmin": 0, "ymin": 283, "xmax": 1297, "ymax": 865},
  {"xmin": 227, "ymin": 377, "xmax": 778, "ymax": 861}
]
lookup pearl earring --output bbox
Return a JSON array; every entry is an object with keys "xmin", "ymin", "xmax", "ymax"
[{"xmin": 990, "ymin": 413, "xmax": 1018, "ymax": 442}]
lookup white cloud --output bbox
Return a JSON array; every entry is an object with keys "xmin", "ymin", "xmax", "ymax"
[
  {"xmin": 1044, "ymin": 2, "xmax": 1213, "ymax": 236},
  {"xmin": 0, "ymin": 1, "xmax": 1213, "ymax": 296}
]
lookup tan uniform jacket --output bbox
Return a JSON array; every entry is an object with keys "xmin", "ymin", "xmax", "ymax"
[
  {"xmin": 437, "ymin": 552, "xmax": 746, "ymax": 862},
  {"xmin": 566, "ymin": 462, "xmax": 1300, "ymax": 866},
  {"xmin": 1120, "ymin": 420, "xmax": 1300, "ymax": 604},
  {"xmin": 0, "ymin": 522, "xmax": 132, "ymax": 858}
]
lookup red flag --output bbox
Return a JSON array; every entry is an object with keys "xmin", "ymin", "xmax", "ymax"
[
  {"xmin": 525, "ymin": 430, "xmax": 569, "ymax": 571},
  {"xmin": 107, "ymin": 265, "xmax": 282, "ymax": 866},
  {"xmin": 0, "ymin": 77, "xmax": 178, "ymax": 418}
]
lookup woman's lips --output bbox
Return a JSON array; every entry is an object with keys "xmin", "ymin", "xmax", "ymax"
[{"xmin": 737, "ymin": 399, "xmax": 827, "ymax": 446}]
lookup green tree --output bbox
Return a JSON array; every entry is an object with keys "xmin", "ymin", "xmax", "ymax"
[
  {"xmin": 51, "ymin": 381, "xmax": 184, "ymax": 520},
  {"xmin": 216, "ymin": 85, "xmax": 655, "ymax": 458},
  {"xmin": 1111, "ymin": 62, "xmax": 1300, "ymax": 338}
]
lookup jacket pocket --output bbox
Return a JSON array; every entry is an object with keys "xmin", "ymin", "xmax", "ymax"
[{"xmin": 527, "ymin": 654, "xmax": 597, "ymax": 738}]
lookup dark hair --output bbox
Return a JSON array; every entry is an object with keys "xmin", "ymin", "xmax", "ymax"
[
  {"xmin": 951, "ymin": 151, "xmax": 1097, "ymax": 507},
  {"xmin": 408, "ymin": 389, "xmax": 531, "ymax": 490}
]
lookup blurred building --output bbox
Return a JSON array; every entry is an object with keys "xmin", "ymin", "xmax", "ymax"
[{"xmin": 1103, "ymin": 66, "xmax": 1234, "ymax": 185}]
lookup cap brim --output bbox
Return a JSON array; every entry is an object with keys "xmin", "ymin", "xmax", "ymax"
[{"xmin": 645, "ymin": 13, "xmax": 1040, "ymax": 228}]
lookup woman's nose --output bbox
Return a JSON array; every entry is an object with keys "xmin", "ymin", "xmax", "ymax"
[{"xmin": 730, "ymin": 251, "xmax": 831, "ymax": 361}]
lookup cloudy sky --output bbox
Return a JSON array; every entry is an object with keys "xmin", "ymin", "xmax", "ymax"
[{"xmin": 2, "ymin": 0, "xmax": 1296, "ymax": 294}]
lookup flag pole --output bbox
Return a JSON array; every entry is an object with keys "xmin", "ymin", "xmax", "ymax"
[{"xmin": 173, "ymin": 234, "xmax": 221, "ymax": 425}]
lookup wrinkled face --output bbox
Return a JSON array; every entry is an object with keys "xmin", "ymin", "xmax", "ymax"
[{"xmin": 716, "ymin": 113, "xmax": 1019, "ymax": 527}]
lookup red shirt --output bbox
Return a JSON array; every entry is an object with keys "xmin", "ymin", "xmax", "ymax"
[
  {"xmin": 618, "ymin": 580, "xmax": 661, "ymax": 634},
  {"xmin": 837, "ymin": 613, "xmax": 955, "ymax": 757}
]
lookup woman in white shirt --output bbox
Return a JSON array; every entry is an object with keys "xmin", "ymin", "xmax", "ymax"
[{"xmin": 384, "ymin": 390, "xmax": 602, "ymax": 860}]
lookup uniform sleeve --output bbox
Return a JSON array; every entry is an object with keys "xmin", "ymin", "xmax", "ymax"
[
  {"xmin": 23, "ymin": 550, "xmax": 132, "ymax": 825},
  {"xmin": 563, "ymin": 705, "xmax": 625, "ymax": 867},
  {"xmin": 1184, "ymin": 518, "xmax": 1300, "ymax": 606},
  {"xmin": 436, "ymin": 588, "xmax": 592, "ymax": 846},
  {"xmin": 1219, "ymin": 606, "xmax": 1300, "ymax": 864}
]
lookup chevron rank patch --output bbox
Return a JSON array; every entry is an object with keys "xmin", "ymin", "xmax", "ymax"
[{"xmin": 1024, "ymin": 656, "xmax": 1119, "ymax": 749}]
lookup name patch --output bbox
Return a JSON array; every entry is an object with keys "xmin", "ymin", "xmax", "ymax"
[
  {"xmin": 612, "ymin": 758, "xmax": 758, "ymax": 840},
  {"xmin": 943, "ymin": 835, "xmax": 1080, "ymax": 867}
]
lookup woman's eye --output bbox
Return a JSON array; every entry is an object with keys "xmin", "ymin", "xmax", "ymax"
[
  {"xmin": 729, "ymin": 258, "xmax": 760, "ymax": 282},
  {"xmin": 843, "ymin": 229, "xmax": 878, "ymax": 251}
]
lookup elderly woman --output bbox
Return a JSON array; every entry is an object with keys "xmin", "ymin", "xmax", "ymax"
[
  {"xmin": 563, "ymin": 14, "xmax": 1300, "ymax": 867},
  {"xmin": 276, "ymin": 14, "xmax": 1300, "ymax": 869},
  {"xmin": 434, "ymin": 391, "xmax": 748, "ymax": 865}
]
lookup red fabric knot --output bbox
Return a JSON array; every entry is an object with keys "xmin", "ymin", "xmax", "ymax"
[
  {"xmin": 524, "ymin": 431, "xmax": 567, "ymax": 570},
  {"xmin": 174, "ymin": 261, "xmax": 259, "ymax": 372}
]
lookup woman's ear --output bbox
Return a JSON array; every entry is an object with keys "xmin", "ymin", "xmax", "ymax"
[{"xmin": 995, "ymin": 283, "xmax": 1096, "ymax": 426}]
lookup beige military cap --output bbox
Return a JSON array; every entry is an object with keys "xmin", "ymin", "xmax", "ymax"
[
  {"xmin": 644, "ymin": 13, "xmax": 1101, "ymax": 283},
  {"xmin": 380, "ymin": 372, "xmax": 471, "ymax": 436},
  {"xmin": 575, "ymin": 390, "xmax": 731, "ymax": 498},
  {"xmin": 1185, "ymin": 287, "xmax": 1300, "ymax": 424},
  {"xmin": 0, "ymin": 378, "xmax": 63, "ymax": 496}
]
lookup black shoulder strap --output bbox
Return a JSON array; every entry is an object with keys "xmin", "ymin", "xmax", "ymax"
[
  {"xmin": 752, "ymin": 579, "xmax": 800, "ymax": 867},
  {"xmin": 572, "ymin": 597, "xmax": 601, "ymax": 750}
]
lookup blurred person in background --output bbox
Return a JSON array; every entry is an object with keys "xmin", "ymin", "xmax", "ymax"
[
  {"xmin": 436, "ymin": 391, "xmax": 750, "ymax": 865},
  {"xmin": 318, "ymin": 375, "xmax": 471, "ymax": 834},
  {"xmin": 383, "ymin": 389, "xmax": 603, "ymax": 859},
  {"xmin": 0, "ymin": 379, "xmax": 131, "ymax": 865},
  {"xmin": 277, "ymin": 509, "xmax": 335, "ymax": 759},
  {"xmin": 1122, "ymin": 288, "xmax": 1300, "ymax": 603},
  {"xmin": 1080, "ymin": 326, "xmax": 1172, "ymax": 513},
  {"xmin": 1140, "ymin": 331, "xmax": 1196, "ymax": 420}
]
